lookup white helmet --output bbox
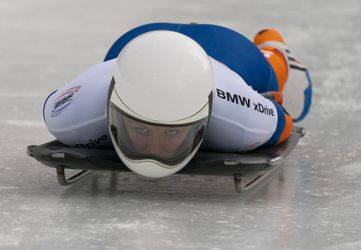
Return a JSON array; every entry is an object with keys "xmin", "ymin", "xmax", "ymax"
[{"xmin": 108, "ymin": 30, "xmax": 214, "ymax": 178}]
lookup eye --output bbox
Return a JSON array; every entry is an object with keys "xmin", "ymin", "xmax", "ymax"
[
  {"xmin": 165, "ymin": 128, "xmax": 178, "ymax": 136},
  {"xmin": 135, "ymin": 126, "xmax": 148, "ymax": 134}
]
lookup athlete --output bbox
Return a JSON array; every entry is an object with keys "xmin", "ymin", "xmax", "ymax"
[{"xmin": 43, "ymin": 23, "xmax": 312, "ymax": 178}]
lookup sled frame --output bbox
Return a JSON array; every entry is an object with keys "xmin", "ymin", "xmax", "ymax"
[{"xmin": 27, "ymin": 126, "xmax": 306, "ymax": 193}]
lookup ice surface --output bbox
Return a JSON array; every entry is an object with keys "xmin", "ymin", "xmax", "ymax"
[{"xmin": 1, "ymin": 0, "xmax": 361, "ymax": 249}]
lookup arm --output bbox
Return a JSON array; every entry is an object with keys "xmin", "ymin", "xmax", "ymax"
[{"xmin": 43, "ymin": 59, "xmax": 116, "ymax": 147}]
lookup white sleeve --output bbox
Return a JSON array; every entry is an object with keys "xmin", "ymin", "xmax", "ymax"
[
  {"xmin": 203, "ymin": 58, "xmax": 278, "ymax": 152},
  {"xmin": 43, "ymin": 59, "xmax": 116, "ymax": 147}
]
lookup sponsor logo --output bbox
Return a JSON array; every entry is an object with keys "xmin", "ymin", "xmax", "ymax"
[
  {"xmin": 75, "ymin": 135, "xmax": 108, "ymax": 148},
  {"xmin": 216, "ymin": 88, "xmax": 251, "ymax": 108},
  {"xmin": 216, "ymin": 88, "xmax": 274, "ymax": 117},
  {"xmin": 51, "ymin": 86, "xmax": 81, "ymax": 117},
  {"xmin": 253, "ymin": 103, "xmax": 274, "ymax": 116}
]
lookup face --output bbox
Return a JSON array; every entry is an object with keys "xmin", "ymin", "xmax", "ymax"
[{"xmin": 123, "ymin": 118, "xmax": 191, "ymax": 159}]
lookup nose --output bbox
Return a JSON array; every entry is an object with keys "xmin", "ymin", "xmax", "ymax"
[{"xmin": 148, "ymin": 139, "xmax": 163, "ymax": 156}]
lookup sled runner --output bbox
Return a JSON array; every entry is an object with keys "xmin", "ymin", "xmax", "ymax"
[{"xmin": 27, "ymin": 126, "xmax": 305, "ymax": 193}]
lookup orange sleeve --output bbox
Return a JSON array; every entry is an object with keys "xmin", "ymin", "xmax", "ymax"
[{"xmin": 278, "ymin": 113, "xmax": 293, "ymax": 144}]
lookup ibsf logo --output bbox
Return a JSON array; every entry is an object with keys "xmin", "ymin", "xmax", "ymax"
[{"xmin": 51, "ymin": 86, "xmax": 81, "ymax": 117}]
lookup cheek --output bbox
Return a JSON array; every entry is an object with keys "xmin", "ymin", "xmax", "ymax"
[
  {"xmin": 175, "ymin": 131, "xmax": 188, "ymax": 143},
  {"xmin": 127, "ymin": 131, "xmax": 149, "ymax": 148},
  {"xmin": 127, "ymin": 130, "xmax": 138, "ymax": 141},
  {"xmin": 164, "ymin": 134, "xmax": 188, "ymax": 149}
]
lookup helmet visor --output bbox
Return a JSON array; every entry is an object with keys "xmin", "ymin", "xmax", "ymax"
[{"xmin": 108, "ymin": 104, "xmax": 207, "ymax": 168}]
